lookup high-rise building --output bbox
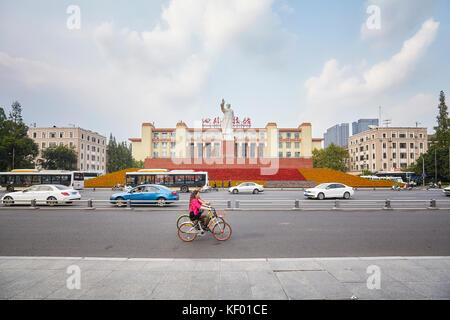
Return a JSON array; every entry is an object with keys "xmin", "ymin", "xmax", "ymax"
[
  {"xmin": 324, "ymin": 123, "xmax": 349, "ymax": 148},
  {"xmin": 352, "ymin": 119, "xmax": 379, "ymax": 135}
]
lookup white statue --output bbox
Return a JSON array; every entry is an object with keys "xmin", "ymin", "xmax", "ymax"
[{"xmin": 220, "ymin": 98, "xmax": 234, "ymax": 140}]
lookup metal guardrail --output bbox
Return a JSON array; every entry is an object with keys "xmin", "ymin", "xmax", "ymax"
[{"xmin": 0, "ymin": 198, "xmax": 450, "ymax": 210}]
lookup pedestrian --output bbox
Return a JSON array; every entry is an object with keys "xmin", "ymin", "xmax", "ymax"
[
  {"xmin": 438, "ymin": 181, "xmax": 442, "ymax": 189},
  {"xmin": 228, "ymin": 180, "xmax": 231, "ymax": 188}
]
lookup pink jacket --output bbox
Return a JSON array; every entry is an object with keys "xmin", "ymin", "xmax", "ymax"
[{"xmin": 189, "ymin": 198, "xmax": 202, "ymax": 215}]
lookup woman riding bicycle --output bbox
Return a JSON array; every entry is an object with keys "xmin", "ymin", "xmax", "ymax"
[{"xmin": 189, "ymin": 190, "xmax": 211, "ymax": 230}]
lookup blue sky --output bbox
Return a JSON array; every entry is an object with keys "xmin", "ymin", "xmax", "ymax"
[{"xmin": 0, "ymin": 0, "xmax": 449, "ymax": 142}]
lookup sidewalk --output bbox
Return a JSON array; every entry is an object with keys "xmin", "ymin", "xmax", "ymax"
[{"xmin": 1, "ymin": 256, "xmax": 449, "ymax": 300}]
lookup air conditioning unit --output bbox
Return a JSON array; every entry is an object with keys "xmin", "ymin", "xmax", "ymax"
[{"xmin": 388, "ymin": 138, "xmax": 392, "ymax": 142}]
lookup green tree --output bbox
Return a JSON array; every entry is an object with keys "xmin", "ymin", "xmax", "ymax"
[
  {"xmin": 106, "ymin": 134, "xmax": 141, "ymax": 172},
  {"xmin": 38, "ymin": 145, "xmax": 78, "ymax": 170},
  {"xmin": 411, "ymin": 91, "xmax": 450, "ymax": 182},
  {"xmin": 0, "ymin": 102, "xmax": 38, "ymax": 171},
  {"xmin": 312, "ymin": 143, "xmax": 349, "ymax": 172}
]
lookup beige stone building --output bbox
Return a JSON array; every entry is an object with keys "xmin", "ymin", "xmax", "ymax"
[
  {"xmin": 28, "ymin": 126, "xmax": 107, "ymax": 173},
  {"xmin": 348, "ymin": 127, "xmax": 428, "ymax": 172},
  {"xmin": 129, "ymin": 122, "xmax": 323, "ymax": 162}
]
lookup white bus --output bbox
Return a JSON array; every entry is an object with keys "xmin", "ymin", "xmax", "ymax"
[
  {"xmin": 0, "ymin": 169, "xmax": 85, "ymax": 191},
  {"xmin": 125, "ymin": 169, "xmax": 209, "ymax": 193}
]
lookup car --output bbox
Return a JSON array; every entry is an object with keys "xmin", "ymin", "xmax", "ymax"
[
  {"xmin": 304, "ymin": 183, "xmax": 354, "ymax": 200},
  {"xmin": 110, "ymin": 184, "xmax": 179, "ymax": 206},
  {"xmin": 229, "ymin": 182, "xmax": 264, "ymax": 194},
  {"xmin": 443, "ymin": 186, "xmax": 450, "ymax": 196},
  {"xmin": 1, "ymin": 184, "xmax": 81, "ymax": 206}
]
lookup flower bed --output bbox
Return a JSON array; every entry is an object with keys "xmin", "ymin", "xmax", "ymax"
[
  {"xmin": 84, "ymin": 168, "xmax": 138, "ymax": 188},
  {"xmin": 298, "ymin": 168, "xmax": 401, "ymax": 188}
]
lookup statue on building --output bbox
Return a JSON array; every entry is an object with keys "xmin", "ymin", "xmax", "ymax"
[{"xmin": 220, "ymin": 98, "xmax": 234, "ymax": 140}]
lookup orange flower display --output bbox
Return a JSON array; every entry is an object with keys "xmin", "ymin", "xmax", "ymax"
[
  {"xmin": 298, "ymin": 168, "xmax": 402, "ymax": 188},
  {"xmin": 84, "ymin": 168, "xmax": 138, "ymax": 188}
]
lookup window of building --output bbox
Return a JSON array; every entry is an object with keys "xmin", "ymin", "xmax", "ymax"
[
  {"xmin": 279, "ymin": 152, "xmax": 283, "ymax": 158},
  {"xmin": 286, "ymin": 132, "xmax": 291, "ymax": 139},
  {"xmin": 69, "ymin": 142, "xmax": 73, "ymax": 148},
  {"xmin": 420, "ymin": 143, "xmax": 423, "ymax": 149},
  {"xmin": 153, "ymin": 152, "xmax": 158, "ymax": 158},
  {"xmin": 383, "ymin": 163, "xmax": 387, "ymax": 169},
  {"xmin": 279, "ymin": 142, "xmax": 282, "ymax": 149},
  {"xmin": 92, "ymin": 137, "xmax": 96, "ymax": 143},
  {"xmin": 393, "ymin": 153, "xmax": 396, "ymax": 159},
  {"xmin": 258, "ymin": 143, "xmax": 264, "ymax": 158},
  {"xmin": 392, "ymin": 143, "xmax": 396, "ymax": 148},
  {"xmin": 87, "ymin": 154, "xmax": 89, "ymax": 160},
  {"xmin": 286, "ymin": 152, "xmax": 291, "ymax": 158},
  {"xmin": 278, "ymin": 132, "xmax": 283, "ymax": 139},
  {"xmin": 392, "ymin": 133, "xmax": 396, "ymax": 138},
  {"xmin": 410, "ymin": 153, "xmax": 414, "ymax": 159},
  {"xmin": 33, "ymin": 132, "xmax": 37, "ymax": 138},
  {"xmin": 295, "ymin": 142, "xmax": 300, "ymax": 148},
  {"xmin": 162, "ymin": 142, "xmax": 167, "ymax": 148},
  {"xmin": 59, "ymin": 142, "xmax": 64, "ymax": 146},
  {"xmin": 162, "ymin": 133, "xmax": 167, "ymax": 139},
  {"xmin": 70, "ymin": 132, "xmax": 73, "ymax": 138},
  {"xmin": 295, "ymin": 152, "xmax": 300, "ymax": 158},
  {"xmin": 154, "ymin": 142, "xmax": 159, "ymax": 148},
  {"xmin": 87, "ymin": 145, "xmax": 90, "ymax": 151},
  {"xmin": 383, "ymin": 153, "xmax": 386, "ymax": 159},
  {"xmin": 400, "ymin": 143, "xmax": 407, "ymax": 149},
  {"xmin": 50, "ymin": 132, "xmax": 56, "ymax": 138},
  {"xmin": 399, "ymin": 133, "xmax": 406, "ymax": 138},
  {"xmin": 382, "ymin": 143, "xmax": 386, "ymax": 149},
  {"xmin": 153, "ymin": 133, "xmax": 159, "ymax": 139},
  {"xmin": 87, "ymin": 136, "xmax": 90, "ymax": 141},
  {"xmin": 81, "ymin": 153, "xmax": 83, "ymax": 159},
  {"xmin": 410, "ymin": 133, "xmax": 414, "ymax": 138},
  {"xmin": 410, "ymin": 143, "xmax": 414, "ymax": 149},
  {"xmin": 170, "ymin": 142, "xmax": 175, "ymax": 148},
  {"xmin": 382, "ymin": 133, "xmax": 386, "ymax": 138},
  {"xmin": 41, "ymin": 142, "xmax": 46, "ymax": 148},
  {"xmin": 294, "ymin": 132, "xmax": 300, "ymax": 139},
  {"xmin": 59, "ymin": 132, "xmax": 64, "ymax": 138},
  {"xmin": 92, "ymin": 146, "xmax": 96, "ymax": 152},
  {"xmin": 419, "ymin": 133, "xmax": 423, "ymax": 138},
  {"xmin": 260, "ymin": 132, "xmax": 265, "ymax": 139},
  {"xmin": 372, "ymin": 154, "xmax": 375, "ymax": 159},
  {"xmin": 81, "ymin": 134, "xmax": 84, "ymax": 139},
  {"xmin": 393, "ymin": 162, "xmax": 397, "ymax": 169},
  {"xmin": 286, "ymin": 142, "xmax": 291, "ymax": 148},
  {"xmin": 162, "ymin": 151, "xmax": 167, "ymax": 158},
  {"xmin": 42, "ymin": 132, "xmax": 46, "ymax": 138}
]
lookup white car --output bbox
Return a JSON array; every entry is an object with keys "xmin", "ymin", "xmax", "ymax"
[
  {"xmin": 304, "ymin": 183, "xmax": 354, "ymax": 200},
  {"xmin": 443, "ymin": 186, "xmax": 450, "ymax": 197},
  {"xmin": 1, "ymin": 184, "xmax": 81, "ymax": 206},
  {"xmin": 229, "ymin": 182, "xmax": 264, "ymax": 194}
]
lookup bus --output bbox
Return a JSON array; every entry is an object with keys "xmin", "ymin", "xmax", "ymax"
[
  {"xmin": 0, "ymin": 169, "xmax": 85, "ymax": 191},
  {"xmin": 125, "ymin": 169, "xmax": 209, "ymax": 193},
  {"xmin": 374, "ymin": 171, "xmax": 419, "ymax": 183},
  {"xmin": 80, "ymin": 171, "xmax": 102, "ymax": 180}
]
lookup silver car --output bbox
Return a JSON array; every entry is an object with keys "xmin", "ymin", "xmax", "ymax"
[{"xmin": 229, "ymin": 182, "xmax": 264, "ymax": 194}]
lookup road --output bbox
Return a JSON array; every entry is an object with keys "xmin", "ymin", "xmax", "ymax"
[{"xmin": 0, "ymin": 208, "xmax": 449, "ymax": 258}]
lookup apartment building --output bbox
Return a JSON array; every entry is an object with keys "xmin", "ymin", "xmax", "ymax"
[
  {"xmin": 348, "ymin": 127, "xmax": 428, "ymax": 172},
  {"xmin": 28, "ymin": 126, "xmax": 107, "ymax": 173}
]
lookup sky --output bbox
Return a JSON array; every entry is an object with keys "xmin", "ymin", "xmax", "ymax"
[{"xmin": 0, "ymin": 0, "xmax": 449, "ymax": 142}]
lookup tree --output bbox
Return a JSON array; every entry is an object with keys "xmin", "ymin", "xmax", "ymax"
[
  {"xmin": 410, "ymin": 91, "xmax": 450, "ymax": 182},
  {"xmin": 0, "ymin": 102, "xmax": 38, "ymax": 171},
  {"xmin": 106, "ymin": 134, "xmax": 142, "ymax": 172},
  {"xmin": 38, "ymin": 145, "xmax": 78, "ymax": 170},
  {"xmin": 312, "ymin": 143, "xmax": 349, "ymax": 172}
]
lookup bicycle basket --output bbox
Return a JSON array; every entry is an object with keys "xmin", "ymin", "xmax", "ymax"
[{"xmin": 216, "ymin": 210, "xmax": 226, "ymax": 218}]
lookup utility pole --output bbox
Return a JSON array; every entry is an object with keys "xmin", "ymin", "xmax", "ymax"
[
  {"xmin": 435, "ymin": 148, "xmax": 437, "ymax": 183},
  {"xmin": 12, "ymin": 147, "xmax": 15, "ymax": 170},
  {"xmin": 422, "ymin": 156, "xmax": 425, "ymax": 187}
]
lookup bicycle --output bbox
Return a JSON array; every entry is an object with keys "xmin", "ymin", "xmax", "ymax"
[
  {"xmin": 176, "ymin": 208, "xmax": 225, "ymax": 229},
  {"xmin": 177, "ymin": 207, "xmax": 232, "ymax": 242}
]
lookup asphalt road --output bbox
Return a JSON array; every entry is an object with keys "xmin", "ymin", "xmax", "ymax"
[{"xmin": 0, "ymin": 208, "xmax": 449, "ymax": 258}]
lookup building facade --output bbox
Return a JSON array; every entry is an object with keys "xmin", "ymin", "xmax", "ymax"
[
  {"xmin": 324, "ymin": 123, "xmax": 349, "ymax": 148},
  {"xmin": 348, "ymin": 127, "xmax": 428, "ymax": 172},
  {"xmin": 352, "ymin": 119, "xmax": 379, "ymax": 135},
  {"xmin": 28, "ymin": 126, "xmax": 107, "ymax": 173},
  {"xmin": 129, "ymin": 122, "xmax": 323, "ymax": 167}
]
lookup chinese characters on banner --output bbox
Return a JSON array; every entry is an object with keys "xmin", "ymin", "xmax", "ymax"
[{"xmin": 202, "ymin": 117, "xmax": 251, "ymax": 128}]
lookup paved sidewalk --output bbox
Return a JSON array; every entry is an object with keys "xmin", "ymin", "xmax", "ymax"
[{"xmin": 1, "ymin": 256, "xmax": 449, "ymax": 300}]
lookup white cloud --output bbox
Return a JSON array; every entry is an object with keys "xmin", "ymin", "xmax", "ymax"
[
  {"xmin": 0, "ymin": 0, "xmax": 292, "ymax": 140},
  {"xmin": 302, "ymin": 18, "xmax": 439, "ymax": 135},
  {"xmin": 361, "ymin": 0, "xmax": 439, "ymax": 42}
]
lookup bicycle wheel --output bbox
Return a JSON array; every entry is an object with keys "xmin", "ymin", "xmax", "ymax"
[
  {"xmin": 176, "ymin": 214, "xmax": 190, "ymax": 229},
  {"xmin": 212, "ymin": 221, "xmax": 232, "ymax": 241},
  {"xmin": 178, "ymin": 222, "xmax": 198, "ymax": 242}
]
